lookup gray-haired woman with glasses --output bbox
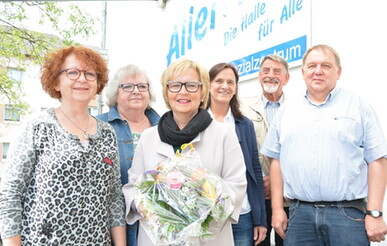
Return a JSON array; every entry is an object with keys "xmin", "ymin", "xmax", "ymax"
[{"xmin": 97, "ymin": 64, "xmax": 159, "ymax": 246}]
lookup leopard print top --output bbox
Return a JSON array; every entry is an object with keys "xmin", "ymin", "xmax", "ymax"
[{"xmin": 0, "ymin": 108, "xmax": 125, "ymax": 245}]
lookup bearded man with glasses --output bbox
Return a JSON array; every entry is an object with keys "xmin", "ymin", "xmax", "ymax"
[{"xmin": 240, "ymin": 54, "xmax": 290, "ymax": 246}]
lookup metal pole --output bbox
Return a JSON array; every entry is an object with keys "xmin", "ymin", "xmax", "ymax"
[{"xmin": 98, "ymin": 1, "xmax": 107, "ymax": 115}]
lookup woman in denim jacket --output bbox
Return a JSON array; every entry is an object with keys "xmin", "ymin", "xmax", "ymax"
[{"xmin": 97, "ymin": 64, "xmax": 160, "ymax": 246}]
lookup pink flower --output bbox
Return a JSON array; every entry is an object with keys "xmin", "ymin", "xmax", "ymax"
[{"xmin": 166, "ymin": 171, "xmax": 185, "ymax": 190}]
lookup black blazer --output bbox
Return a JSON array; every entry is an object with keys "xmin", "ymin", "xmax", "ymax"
[{"xmin": 235, "ymin": 116, "xmax": 267, "ymax": 227}]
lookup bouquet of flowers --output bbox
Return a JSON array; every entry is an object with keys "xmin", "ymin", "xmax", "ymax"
[{"xmin": 135, "ymin": 143, "xmax": 234, "ymax": 246}]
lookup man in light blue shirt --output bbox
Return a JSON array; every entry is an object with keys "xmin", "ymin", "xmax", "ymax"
[
  {"xmin": 261, "ymin": 44, "xmax": 387, "ymax": 245},
  {"xmin": 241, "ymin": 54, "xmax": 289, "ymax": 246}
]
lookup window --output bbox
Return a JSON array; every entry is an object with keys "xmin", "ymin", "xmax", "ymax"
[
  {"xmin": 7, "ymin": 68, "xmax": 23, "ymax": 82},
  {"xmin": 4, "ymin": 105, "xmax": 21, "ymax": 122},
  {"xmin": 2, "ymin": 143, "xmax": 9, "ymax": 159}
]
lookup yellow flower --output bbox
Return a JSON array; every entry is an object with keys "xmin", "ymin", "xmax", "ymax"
[
  {"xmin": 190, "ymin": 168, "xmax": 206, "ymax": 181},
  {"xmin": 202, "ymin": 180, "xmax": 216, "ymax": 201}
]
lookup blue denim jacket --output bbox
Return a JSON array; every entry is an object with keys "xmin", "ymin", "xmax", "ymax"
[{"xmin": 97, "ymin": 106, "xmax": 160, "ymax": 185}]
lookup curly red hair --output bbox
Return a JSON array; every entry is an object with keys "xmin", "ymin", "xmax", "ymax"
[{"xmin": 41, "ymin": 46, "xmax": 108, "ymax": 99}]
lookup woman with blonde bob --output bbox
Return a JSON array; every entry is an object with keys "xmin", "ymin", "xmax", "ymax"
[{"xmin": 123, "ymin": 59, "xmax": 247, "ymax": 246}]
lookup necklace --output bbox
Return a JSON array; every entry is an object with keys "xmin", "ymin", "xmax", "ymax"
[
  {"xmin": 118, "ymin": 108, "xmax": 150, "ymax": 133},
  {"xmin": 60, "ymin": 107, "xmax": 90, "ymax": 140},
  {"xmin": 118, "ymin": 108, "xmax": 131, "ymax": 122}
]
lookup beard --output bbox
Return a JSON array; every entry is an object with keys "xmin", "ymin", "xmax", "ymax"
[
  {"xmin": 263, "ymin": 83, "xmax": 279, "ymax": 93},
  {"xmin": 262, "ymin": 78, "xmax": 280, "ymax": 93}
]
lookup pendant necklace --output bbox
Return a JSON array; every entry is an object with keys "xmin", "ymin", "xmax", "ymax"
[
  {"xmin": 60, "ymin": 107, "xmax": 90, "ymax": 140},
  {"xmin": 118, "ymin": 108, "xmax": 131, "ymax": 123},
  {"xmin": 118, "ymin": 109, "xmax": 149, "ymax": 132}
]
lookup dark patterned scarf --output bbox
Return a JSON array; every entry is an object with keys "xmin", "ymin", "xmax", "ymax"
[{"xmin": 158, "ymin": 109, "xmax": 212, "ymax": 147}]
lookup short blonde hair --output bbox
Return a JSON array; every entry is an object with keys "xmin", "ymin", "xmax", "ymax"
[
  {"xmin": 302, "ymin": 44, "xmax": 341, "ymax": 68},
  {"xmin": 160, "ymin": 59, "xmax": 209, "ymax": 109}
]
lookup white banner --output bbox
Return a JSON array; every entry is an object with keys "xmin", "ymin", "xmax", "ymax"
[{"xmin": 164, "ymin": 0, "xmax": 311, "ymax": 80}]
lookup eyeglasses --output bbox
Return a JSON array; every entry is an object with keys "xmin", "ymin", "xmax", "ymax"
[
  {"xmin": 119, "ymin": 83, "xmax": 149, "ymax": 92},
  {"xmin": 59, "ymin": 68, "xmax": 98, "ymax": 81},
  {"xmin": 167, "ymin": 81, "xmax": 202, "ymax": 93}
]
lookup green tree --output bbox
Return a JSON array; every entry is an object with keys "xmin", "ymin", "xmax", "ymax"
[{"xmin": 0, "ymin": 1, "xmax": 98, "ymax": 111}]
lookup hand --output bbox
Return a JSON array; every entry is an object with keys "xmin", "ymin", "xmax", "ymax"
[
  {"xmin": 253, "ymin": 226, "xmax": 267, "ymax": 245},
  {"xmin": 132, "ymin": 200, "xmax": 147, "ymax": 216},
  {"xmin": 263, "ymin": 176, "xmax": 271, "ymax": 199},
  {"xmin": 272, "ymin": 208, "xmax": 288, "ymax": 239},
  {"xmin": 111, "ymin": 226, "xmax": 127, "ymax": 246},
  {"xmin": 365, "ymin": 216, "xmax": 387, "ymax": 242},
  {"xmin": 2, "ymin": 235, "xmax": 22, "ymax": 246}
]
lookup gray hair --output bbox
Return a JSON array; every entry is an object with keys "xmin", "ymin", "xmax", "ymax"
[
  {"xmin": 302, "ymin": 44, "xmax": 341, "ymax": 68},
  {"xmin": 104, "ymin": 64, "xmax": 155, "ymax": 108},
  {"xmin": 260, "ymin": 54, "xmax": 289, "ymax": 73}
]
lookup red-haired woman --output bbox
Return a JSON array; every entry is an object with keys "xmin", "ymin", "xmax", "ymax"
[{"xmin": 0, "ymin": 46, "xmax": 126, "ymax": 245}]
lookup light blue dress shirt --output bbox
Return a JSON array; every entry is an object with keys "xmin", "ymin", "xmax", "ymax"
[
  {"xmin": 261, "ymin": 87, "xmax": 387, "ymax": 202},
  {"xmin": 262, "ymin": 93, "xmax": 284, "ymax": 127}
]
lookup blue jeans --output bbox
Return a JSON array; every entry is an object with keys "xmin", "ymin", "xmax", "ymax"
[
  {"xmin": 126, "ymin": 221, "xmax": 138, "ymax": 246},
  {"xmin": 285, "ymin": 201, "xmax": 369, "ymax": 246},
  {"xmin": 232, "ymin": 212, "xmax": 254, "ymax": 246}
]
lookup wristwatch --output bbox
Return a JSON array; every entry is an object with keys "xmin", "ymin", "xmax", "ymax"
[{"xmin": 365, "ymin": 209, "xmax": 383, "ymax": 218}]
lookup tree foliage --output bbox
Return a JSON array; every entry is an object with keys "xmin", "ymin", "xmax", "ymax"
[{"xmin": 0, "ymin": 1, "xmax": 98, "ymax": 110}]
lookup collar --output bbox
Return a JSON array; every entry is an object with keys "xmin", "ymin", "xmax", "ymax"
[
  {"xmin": 207, "ymin": 107, "xmax": 235, "ymax": 126},
  {"xmin": 305, "ymin": 86, "xmax": 340, "ymax": 106},
  {"xmin": 107, "ymin": 106, "xmax": 159, "ymax": 126},
  {"xmin": 107, "ymin": 106, "xmax": 122, "ymax": 122},
  {"xmin": 262, "ymin": 93, "xmax": 285, "ymax": 108}
]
